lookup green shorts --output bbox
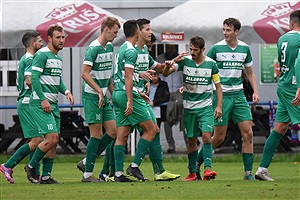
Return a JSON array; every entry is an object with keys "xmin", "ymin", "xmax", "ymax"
[
  {"xmin": 132, "ymin": 103, "xmax": 157, "ymax": 134},
  {"xmin": 183, "ymin": 106, "xmax": 214, "ymax": 138},
  {"xmin": 213, "ymin": 94, "xmax": 252, "ymax": 126},
  {"xmin": 17, "ymin": 104, "xmax": 39, "ymax": 138},
  {"xmin": 29, "ymin": 104, "xmax": 61, "ymax": 135},
  {"xmin": 275, "ymin": 88, "xmax": 300, "ymax": 124},
  {"xmin": 82, "ymin": 97, "xmax": 115, "ymax": 124},
  {"xmin": 112, "ymin": 91, "xmax": 152, "ymax": 127}
]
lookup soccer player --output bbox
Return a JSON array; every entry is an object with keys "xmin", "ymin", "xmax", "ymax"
[
  {"xmin": 0, "ymin": 31, "xmax": 43, "ymax": 184},
  {"xmin": 197, "ymin": 18, "xmax": 259, "ymax": 180},
  {"xmin": 163, "ymin": 36, "xmax": 222, "ymax": 181},
  {"xmin": 24, "ymin": 25, "xmax": 74, "ymax": 184},
  {"xmin": 112, "ymin": 20, "xmax": 156, "ymax": 182},
  {"xmin": 77, "ymin": 16, "xmax": 120, "ymax": 183},
  {"xmin": 255, "ymin": 10, "xmax": 300, "ymax": 181},
  {"xmin": 124, "ymin": 18, "xmax": 180, "ymax": 181}
]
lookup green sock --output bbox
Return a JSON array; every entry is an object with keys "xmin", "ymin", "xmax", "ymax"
[
  {"xmin": 260, "ymin": 130, "xmax": 282, "ymax": 168},
  {"xmin": 109, "ymin": 139, "xmax": 116, "ymax": 176},
  {"xmin": 101, "ymin": 140, "xmax": 114, "ymax": 175},
  {"xmin": 242, "ymin": 153, "xmax": 253, "ymax": 172},
  {"xmin": 96, "ymin": 134, "xmax": 114, "ymax": 156},
  {"xmin": 188, "ymin": 150, "xmax": 198, "ymax": 173},
  {"xmin": 29, "ymin": 147, "xmax": 46, "ymax": 169},
  {"xmin": 203, "ymin": 143, "xmax": 213, "ymax": 169},
  {"xmin": 196, "ymin": 147, "xmax": 204, "ymax": 166},
  {"xmin": 5, "ymin": 143, "xmax": 31, "ymax": 169},
  {"xmin": 133, "ymin": 138, "xmax": 152, "ymax": 166},
  {"xmin": 42, "ymin": 158, "xmax": 54, "ymax": 177},
  {"xmin": 29, "ymin": 150, "xmax": 40, "ymax": 176},
  {"xmin": 114, "ymin": 145, "xmax": 125, "ymax": 172},
  {"xmin": 149, "ymin": 132, "xmax": 164, "ymax": 174},
  {"xmin": 85, "ymin": 137, "xmax": 101, "ymax": 173}
]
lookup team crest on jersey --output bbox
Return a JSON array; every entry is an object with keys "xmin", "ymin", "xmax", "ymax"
[
  {"xmin": 36, "ymin": 3, "xmax": 107, "ymax": 47},
  {"xmin": 253, "ymin": 2, "xmax": 300, "ymax": 43}
]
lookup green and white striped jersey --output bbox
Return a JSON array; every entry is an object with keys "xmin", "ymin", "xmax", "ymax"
[
  {"xmin": 135, "ymin": 45, "xmax": 157, "ymax": 93},
  {"xmin": 30, "ymin": 47, "xmax": 67, "ymax": 105},
  {"xmin": 16, "ymin": 52, "xmax": 33, "ymax": 106},
  {"xmin": 277, "ymin": 30, "xmax": 300, "ymax": 92},
  {"xmin": 207, "ymin": 40, "xmax": 253, "ymax": 97},
  {"xmin": 113, "ymin": 41, "xmax": 139, "ymax": 93},
  {"xmin": 82, "ymin": 39, "xmax": 114, "ymax": 100},
  {"xmin": 175, "ymin": 55, "xmax": 219, "ymax": 110}
]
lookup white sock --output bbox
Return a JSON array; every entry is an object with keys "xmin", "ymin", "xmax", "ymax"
[
  {"xmin": 115, "ymin": 171, "xmax": 123, "ymax": 177},
  {"xmin": 42, "ymin": 176, "xmax": 50, "ymax": 180},
  {"xmin": 82, "ymin": 158, "xmax": 86, "ymax": 165},
  {"xmin": 83, "ymin": 172, "xmax": 92, "ymax": 178},
  {"xmin": 131, "ymin": 163, "xmax": 138, "ymax": 168},
  {"xmin": 257, "ymin": 167, "xmax": 267, "ymax": 173}
]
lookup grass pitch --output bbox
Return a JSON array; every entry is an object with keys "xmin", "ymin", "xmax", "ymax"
[{"xmin": 0, "ymin": 154, "xmax": 299, "ymax": 199}]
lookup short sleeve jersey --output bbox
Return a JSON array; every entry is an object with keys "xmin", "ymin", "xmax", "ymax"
[
  {"xmin": 113, "ymin": 41, "xmax": 139, "ymax": 93},
  {"xmin": 30, "ymin": 47, "xmax": 64, "ymax": 105},
  {"xmin": 277, "ymin": 30, "xmax": 300, "ymax": 92},
  {"xmin": 207, "ymin": 40, "xmax": 253, "ymax": 97},
  {"xmin": 16, "ymin": 52, "xmax": 33, "ymax": 106},
  {"xmin": 82, "ymin": 39, "xmax": 114, "ymax": 100},
  {"xmin": 135, "ymin": 45, "xmax": 157, "ymax": 92},
  {"xmin": 175, "ymin": 55, "xmax": 219, "ymax": 110}
]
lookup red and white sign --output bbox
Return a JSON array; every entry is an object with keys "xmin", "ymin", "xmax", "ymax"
[
  {"xmin": 161, "ymin": 32, "xmax": 184, "ymax": 42},
  {"xmin": 37, "ymin": 4, "xmax": 107, "ymax": 47},
  {"xmin": 253, "ymin": 2, "xmax": 300, "ymax": 43}
]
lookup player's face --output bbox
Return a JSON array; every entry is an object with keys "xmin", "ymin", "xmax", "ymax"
[
  {"xmin": 140, "ymin": 24, "xmax": 152, "ymax": 43},
  {"xmin": 222, "ymin": 24, "xmax": 238, "ymax": 42},
  {"xmin": 33, "ymin": 36, "xmax": 43, "ymax": 52},
  {"xmin": 50, "ymin": 30, "xmax": 65, "ymax": 51},
  {"xmin": 105, "ymin": 24, "xmax": 120, "ymax": 42},
  {"xmin": 189, "ymin": 44, "xmax": 201, "ymax": 61}
]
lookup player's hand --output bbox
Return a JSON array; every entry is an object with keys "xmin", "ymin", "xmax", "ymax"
[
  {"xmin": 214, "ymin": 106, "xmax": 222, "ymax": 119},
  {"xmin": 179, "ymin": 87, "xmax": 183, "ymax": 95},
  {"xmin": 124, "ymin": 100, "xmax": 133, "ymax": 116},
  {"xmin": 252, "ymin": 92, "xmax": 259, "ymax": 105},
  {"xmin": 41, "ymin": 99, "xmax": 51, "ymax": 113},
  {"xmin": 139, "ymin": 92, "xmax": 151, "ymax": 103},
  {"xmin": 291, "ymin": 88, "xmax": 300, "ymax": 106},
  {"xmin": 173, "ymin": 51, "xmax": 188, "ymax": 62},
  {"xmin": 139, "ymin": 71, "xmax": 153, "ymax": 82},
  {"xmin": 98, "ymin": 91, "xmax": 104, "ymax": 108},
  {"xmin": 145, "ymin": 83, "xmax": 150, "ymax": 95},
  {"xmin": 66, "ymin": 92, "xmax": 74, "ymax": 107}
]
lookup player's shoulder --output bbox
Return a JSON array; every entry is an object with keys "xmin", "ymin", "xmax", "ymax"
[{"xmin": 237, "ymin": 40, "xmax": 249, "ymax": 47}]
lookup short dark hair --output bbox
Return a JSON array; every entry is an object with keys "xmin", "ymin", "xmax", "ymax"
[
  {"xmin": 223, "ymin": 18, "xmax": 241, "ymax": 31},
  {"xmin": 190, "ymin": 36, "xmax": 205, "ymax": 49},
  {"xmin": 123, "ymin": 20, "xmax": 138, "ymax": 37},
  {"xmin": 47, "ymin": 25, "xmax": 63, "ymax": 37},
  {"xmin": 136, "ymin": 18, "xmax": 150, "ymax": 30},
  {"xmin": 22, "ymin": 31, "xmax": 41, "ymax": 48},
  {"xmin": 150, "ymin": 33, "xmax": 156, "ymax": 42},
  {"xmin": 101, "ymin": 16, "xmax": 121, "ymax": 32},
  {"xmin": 290, "ymin": 10, "xmax": 300, "ymax": 25}
]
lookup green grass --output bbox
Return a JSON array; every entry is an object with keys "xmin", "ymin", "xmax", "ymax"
[{"xmin": 0, "ymin": 154, "xmax": 299, "ymax": 199}]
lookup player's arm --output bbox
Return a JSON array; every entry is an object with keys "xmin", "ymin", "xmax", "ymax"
[
  {"xmin": 25, "ymin": 75, "xmax": 31, "ymax": 89},
  {"xmin": 31, "ymin": 55, "xmax": 51, "ymax": 113},
  {"xmin": 245, "ymin": 66, "xmax": 259, "ymax": 104},
  {"xmin": 162, "ymin": 60, "xmax": 176, "ymax": 77},
  {"xmin": 81, "ymin": 64, "xmax": 104, "ymax": 108},
  {"xmin": 213, "ymin": 74, "xmax": 222, "ymax": 119},
  {"xmin": 124, "ymin": 66, "xmax": 134, "ymax": 116},
  {"xmin": 108, "ymin": 76, "xmax": 114, "ymax": 95},
  {"xmin": 58, "ymin": 80, "xmax": 74, "ymax": 107},
  {"xmin": 292, "ymin": 50, "xmax": 300, "ymax": 106}
]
